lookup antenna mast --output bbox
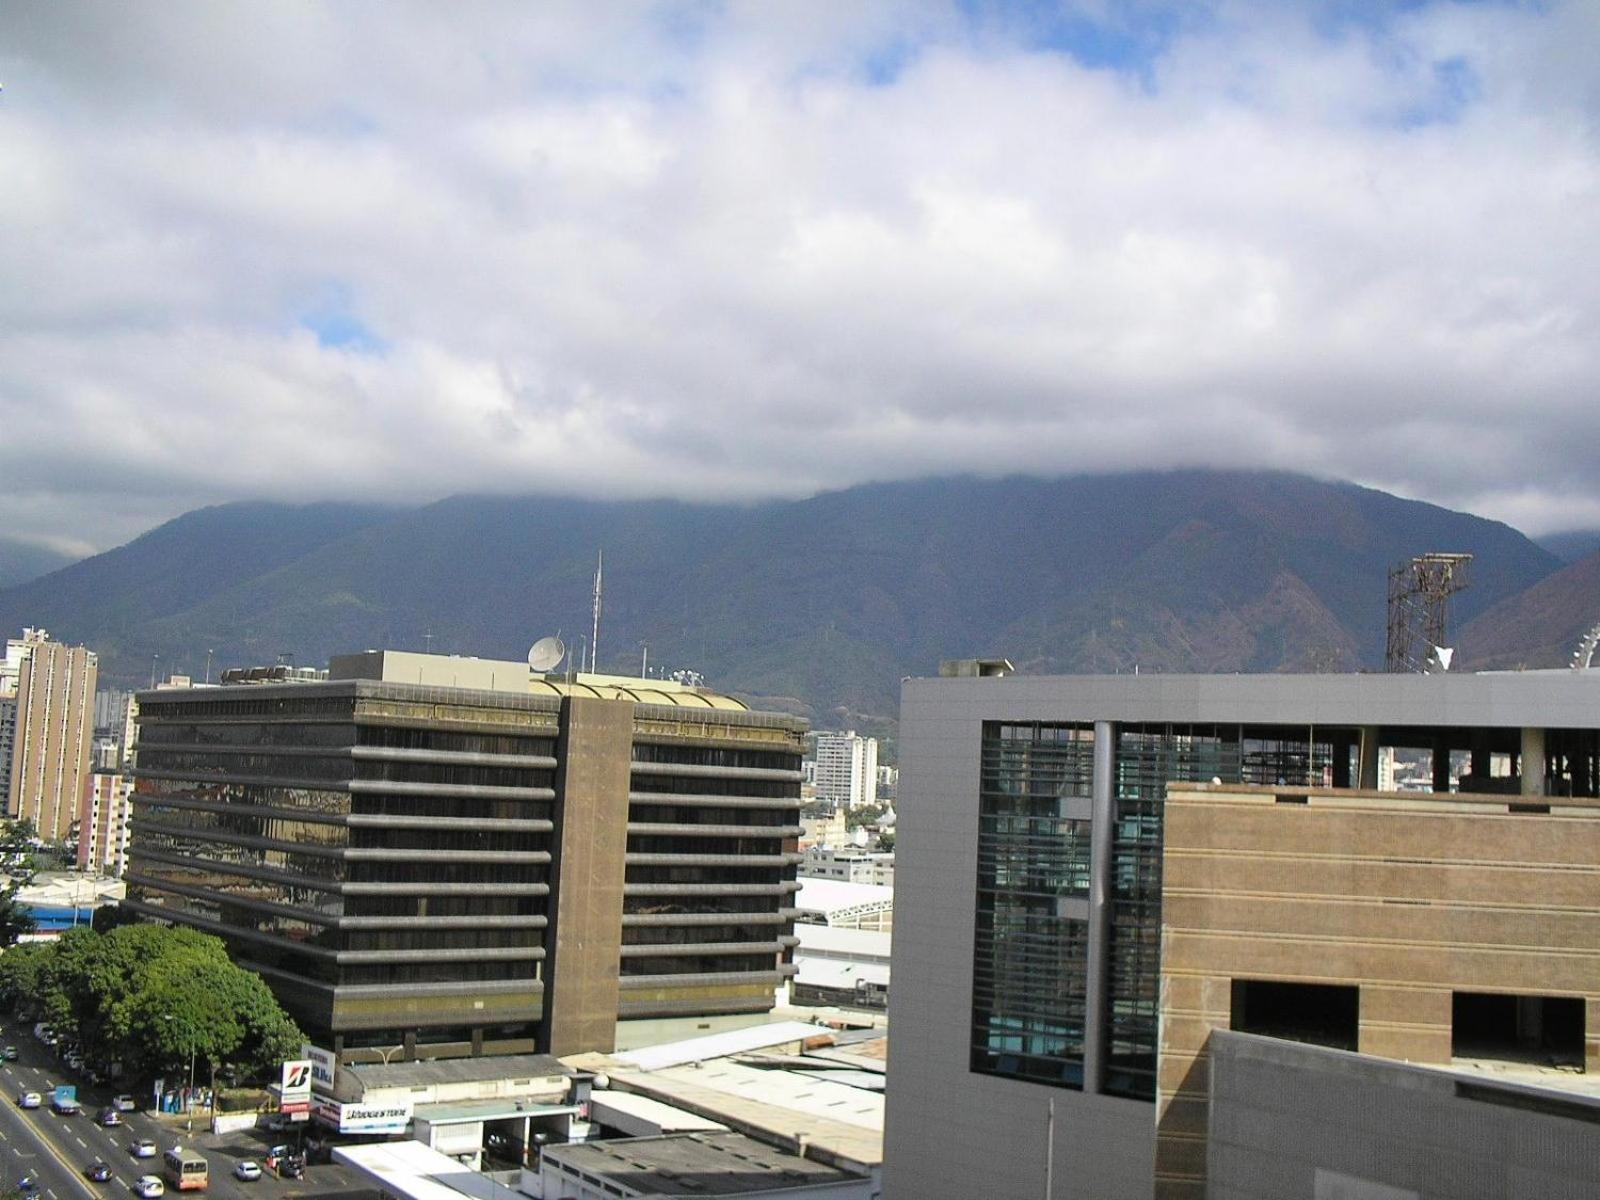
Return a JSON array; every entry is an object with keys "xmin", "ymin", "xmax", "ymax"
[{"xmin": 590, "ymin": 550, "xmax": 603, "ymax": 673}]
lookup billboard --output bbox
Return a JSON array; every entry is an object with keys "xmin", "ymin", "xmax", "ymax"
[
  {"xmin": 301, "ymin": 1044, "xmax": 337, "ymax": 1094},
  {"xmin": 279, "ymin": 1059, "xmax": 313, "ymax": 1114},
  {"xmin": 312, "ymin": 1095, "xmax": 412, "ymax": 1134}
]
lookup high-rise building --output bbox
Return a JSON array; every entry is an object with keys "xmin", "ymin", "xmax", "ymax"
[
  {"xmin": 814, "ymin": 730, "xmax": 879, "ymax": 809},
  {"xmin": 884, "ymin": 664, "xmax": 1600, "ymax": 1200},
  {"xmin": 124, "ymin": 650, "xmax": 806, "ymax": 1064},
  {"xmin": 79, "ymin": 772, "xmax": 133, "ymax": 876},
  {"xmin": 5, "ymin": 628, "xmax": 97, "ymax": 842}
]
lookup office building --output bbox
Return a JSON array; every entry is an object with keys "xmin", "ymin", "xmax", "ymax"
[
  {"xmin": 814, "ymin": 730, "xmax": 879, "ymax": 810},
  {"xmin": 885, "ymin": 664, "xmax": 1600, "ymax": 1200},
  {"xmin": 1159, "ymin": 778, "xmax": 1600, "ymax": 1198},
  {"xmin": 124, "ymin": 650, "xmax": 806, "ymax": 1064},
  {"xmin": 6, "ymin": 628, "xmax": 97, "ymax": 842}
]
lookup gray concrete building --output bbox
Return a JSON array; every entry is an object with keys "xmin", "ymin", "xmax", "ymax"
[{"xmin": 884, "ymin": 665, "xmax": 1600, "ymax": 1200}]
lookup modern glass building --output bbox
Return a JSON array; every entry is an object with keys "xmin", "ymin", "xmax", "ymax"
[
  {"xmin": 885, "ymin": 664, "xmax": 1600, "ymax": 1200},
  {"xmin": 123, "ymin": 652, "xmax": 805, "ymax": 1063}
]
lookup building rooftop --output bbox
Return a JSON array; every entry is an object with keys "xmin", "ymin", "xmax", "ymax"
[
  {"xmin": 906, "ymin": 665, "xmax": 1600, "ymax": 728},
  {"xmin": 792, "ymin": 879, "xmax": 893, "ymax": 920},
  {"xmin": 542, "ymin": 1130, "xmax": 863, "ymax": 1197},
  {"xmin": 612, "ymin": 1021, "xmax": 833, "ymax": 1072},
  {"xmin": 343, "ymin": 1053, "xmax": 568, "ymax": 1093}
]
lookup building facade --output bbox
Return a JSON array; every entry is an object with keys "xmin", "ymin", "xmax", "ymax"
[
  {"xmin": 78, "ymin": 771, "xmax": 133, "ymax": 876},
  {"xmin": 814, "ymin": 731, "xmax": 880, "ymax": 810},
  {"xmin": 1159, "ymin": 779, "xmax": 1600, "ymax": 1198},
  {"xmin": 884, "ymin": 666, "xmax": 1600, "ymax": 1200},
  {"xmin": 6, "ymin": 628, "xmax": 97, "ymax": 842},
  {"xmin": 123, "ymin": 652, "xmax": 806, "ymax": 1064}
]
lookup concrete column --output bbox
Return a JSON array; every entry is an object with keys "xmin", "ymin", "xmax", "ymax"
[
  {"xmin": 1431, "ymin": 739, "xmax": 1452, "ymax": 794},
  {"xmin": 541, "ymin": 695, "xmax": 635, "ymax": 1057},
  {"xmin": 1083, "ymin": 720, "xmax": 1117, "ymax": 1095},
  {"xmin": 1521, "ymin": 727, "xmax": 1546, "ymax": 797},
  {"xmin": 1357, "ymin": 726, "xmax": 1380, "ymax": 790}
]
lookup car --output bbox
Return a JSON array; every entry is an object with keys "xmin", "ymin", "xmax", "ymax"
[
  {"xmin": 263, "ymin": 1113, "xmax": 294, "ymax": 1132},
  {"xmin": 129, "ymin": 1139, "xmax": 157, "ymax": 1159},
  {"xmin": 17, "ymin": 1091, "xmax": 41, "ymax": 1109},
  {"xmin": 86, "ymin": 1161, "xmax": 113, "ymax": 1183},
  {"xmin": 134, "ymin": 1175, "xmax": 164, "ymax": 1199},
  {"xmin": 18, "ymin": 1175, "xmax": 36, "ymax": 1194},
  {"xmin": 233, "ymin": 1162, "xmax": 262, "ymax": 1183},
  {"xmin": 99, "ymin": 1108, "xmax": 122, "ymax": 1127},
  {"xmin": 280, "ymin": 1156, "xmax": 304, "ymax": 1181},
  {"xmin": 3, "ymin": 1046, "xmax": 17, "ymax": 1061},
  {"xmin": 112, "ymin": 1095, "xmax": 136, "ymax": 1112}
]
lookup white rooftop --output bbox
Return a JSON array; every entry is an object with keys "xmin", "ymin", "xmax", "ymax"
[
  {"xmin": 792, "ymin": 925, "xmax": 891, "ymax": 960},
  {"xmin": 792, "ymin": 878, "xmax": 893, "ymax": 917},
  {"xmin": 613, "ymin": 1021, "xmax": 831, "ymax": 1072}
]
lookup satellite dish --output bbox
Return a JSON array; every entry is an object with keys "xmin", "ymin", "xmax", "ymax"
[{"xmin": 528, "ymin": 636, "xmax": 566, "ymax": 673}]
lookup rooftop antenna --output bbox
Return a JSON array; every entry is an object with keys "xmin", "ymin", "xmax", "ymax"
[
  {"xmin": 590, "ymin": 550, "xmax": 603, "ymax": 674},
  {"xmin": 528, "ymin": 636, "xmax": 566, "ymax": 674},
  {"xmin": 423, "ymin": 629, "xmax": 434, "ymax": 654},
  {"xmin": 1385, "ymin": 552, "xmax": 1471, "ymax": 673},
  {"xmin": 1573, "ymin": 621, "xmax": 1600, "ymax": 671}
]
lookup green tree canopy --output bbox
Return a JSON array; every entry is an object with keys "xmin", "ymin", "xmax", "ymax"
[{"xmin": 0, "ymin": 922, "xmax": 303, "ymax": 1083}]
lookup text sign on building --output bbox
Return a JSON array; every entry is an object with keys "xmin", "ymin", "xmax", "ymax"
[
  {"xmin": 312, "ymin": 1095, "xmax": 413, "ymax": 1134},
  {"xmin": 301, "ymin": 1044, "xmax": 337, "ymax": 1093},
  {"xmin": 279, "ymin": 1060, "xmax": 313, "ymax": 1114}
]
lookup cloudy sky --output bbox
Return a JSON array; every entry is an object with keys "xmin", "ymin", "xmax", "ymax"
[{"xmin": 3, "ymin": 1, "xmax": 1598, "ymax": 557}]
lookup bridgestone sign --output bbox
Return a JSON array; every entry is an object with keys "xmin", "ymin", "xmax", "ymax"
[{"xmin": 279, "ymin": 1060, "xmax": 313, "ymax": 1114}]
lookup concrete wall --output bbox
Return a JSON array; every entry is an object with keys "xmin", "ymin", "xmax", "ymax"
[
  {"xmin": 1208, "ymin": 1031, "xmax": 1600, "ymax": 1200},
  {"xmin": 544, "ymin": 695, "xmax": 635, "ymax": 1056},
  {"xmin": 884, "ymin": 682, "xmax": 1153, "ymax": 1200}
]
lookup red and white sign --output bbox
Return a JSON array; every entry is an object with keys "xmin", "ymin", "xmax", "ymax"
[{"xmin": 279, "ymin": 1060, "xmax": 313, "ymax": 1114}]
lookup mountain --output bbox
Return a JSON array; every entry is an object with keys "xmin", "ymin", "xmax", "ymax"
[
  {"xmin": 0, "ymin": 539, "xmax": 78, "ymax": 591},
  {"xmin": 0, "ymin": 472, "xmax": 1563, "ymax": 739},
  {"xmin": 1459, "ymin": 550, "xmax": 1600, "ymax": 670},
  {"xmin": 1537, "ymin": 530, "xmax": 1600, "ymax": 564}
]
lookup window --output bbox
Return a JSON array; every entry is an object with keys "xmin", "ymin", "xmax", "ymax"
[
  {"xmin": 1453, "ymin": 992, "xmax": 1584, "ymax": 1069},
  {"xmin": 1231, "ymin": 979, "xmax": 1359, "ymax": 1051}
]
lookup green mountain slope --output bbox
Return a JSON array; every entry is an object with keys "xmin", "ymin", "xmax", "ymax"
[{"xmin": 0, "ymin": 472, "xmax": 1561, "ymax": 736}]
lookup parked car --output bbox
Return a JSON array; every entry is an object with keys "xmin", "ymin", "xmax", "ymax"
[
  {"xmin": 233, "ymin": 1162, "xmax": 262, "ymax": 1183},
  {"xmin": 86, "ymin": 1161, "xmax": 113, "ymax": 1183},
  {"xmin": 112, "ymin": 1095, "xmax": 137, "ymax": 1112},
  {"xmin": 129, "ymin": 1139, "xmax": 158, "ymax": 1159},
  {"xmin": 134, "ymin": 1175, "xmax": 165, "ymax": 1199},
  {"xmin": 3, "ymin": 1046, "xmax": 18, "ymax": 1061},
  {"xmin": 262, "ymin": 1113, "xmax": 294, "ymax": 1133},
  {"xmin": 17, "ymin": 1175, "xmax": 36, "ymax": 1193},
  {"xmin": 99, "ymin": 1108, "xmax": 122, "ymax": 1127},
  {"xmin": 17, "ymin": 1092, "xmax": 41, "ymax": 1109}
]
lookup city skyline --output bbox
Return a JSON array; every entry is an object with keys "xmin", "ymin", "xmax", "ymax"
[{"xmin": 3, "ymin": 1, "xmax": 1599, "ymax": 557}]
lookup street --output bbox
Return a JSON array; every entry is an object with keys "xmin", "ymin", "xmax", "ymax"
[{"xmin": 0, "ymin": 1024, "xmax": 376, "ymax": 1200}]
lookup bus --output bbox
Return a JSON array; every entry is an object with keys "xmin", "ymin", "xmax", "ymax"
[{"xmin": 162, "ymin": 1149, "xmax": 208, "ymax": 1191}]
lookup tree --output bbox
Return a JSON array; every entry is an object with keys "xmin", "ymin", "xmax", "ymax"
[
  {"xmin": 0, "ymin": 819, "xmax": 39, "ymax": 946},
  {"xmin": 0, "ymin": 923, "xmax": 304, "ymax": 1085}
]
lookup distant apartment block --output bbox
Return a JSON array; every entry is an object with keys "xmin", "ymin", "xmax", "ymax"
[
  {"xmin": 799, "ymin": 846, "xmax": 895, "ymax": 887},
  {"xmin": 814, "ymin": 730, "xmax": 879, "ymax": 809},
  {"xmin": 800, "ymin": 808, "xmax": 847, "ymax": 850},
  {"xmin": 78, "ymin": 772, "xmax": 133, "ymax": 876},
  {"xmin": 124, "ymin": 650, "xmax": 806, "ymax": 1064},
  {"xmin": 5, "ymin": 628, "xmax": 97, "ymax": 842}
]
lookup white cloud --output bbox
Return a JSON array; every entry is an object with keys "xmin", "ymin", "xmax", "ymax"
[{"xmin": 2, "ymin": 0, "xmax": 1598, "ymax": 553}]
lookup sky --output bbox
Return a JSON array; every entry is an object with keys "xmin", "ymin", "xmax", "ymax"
[{"xmin": 3, "ymin": 0, "xmax": 1599, "ymax": 558}]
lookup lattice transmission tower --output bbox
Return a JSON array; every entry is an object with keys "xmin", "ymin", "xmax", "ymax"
[{"xmin": 1385, "ymin": 552, "xmax": 1472, "ymax": 673}]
